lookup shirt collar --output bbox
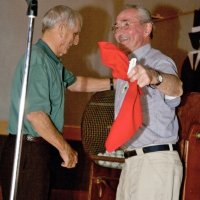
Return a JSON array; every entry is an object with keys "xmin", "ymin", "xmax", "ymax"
[
  {"xmin": 129, "ymin": 44, "xmax": 151, "ymax": 60},
  {"xmin": 36, "ymin": 39, "xmax": 61, "ymax": 65}
]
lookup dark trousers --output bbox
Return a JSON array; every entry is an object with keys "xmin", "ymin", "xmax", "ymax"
[{"xmin": 0, "ymin": 135, "xmax": 52, "ymax": 200}]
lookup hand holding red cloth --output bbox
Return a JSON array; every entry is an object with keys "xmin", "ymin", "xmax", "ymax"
[{"xmin": 98, "ymin": 41, "xmax": 143, "ymax": 152}]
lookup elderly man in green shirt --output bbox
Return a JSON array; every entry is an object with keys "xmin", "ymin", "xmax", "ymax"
[{"xmin": 0, "ymin": 5, "xmax": 111, "ymax": 200}]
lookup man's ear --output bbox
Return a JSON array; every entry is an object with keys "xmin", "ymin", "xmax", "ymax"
[
  {"xmin": 144, "ymin": 22, "xmax": 153, "ymax": 38},
  {"xmin": 58, "ymin": 23, "xmax": 66, "ymax": 38}
]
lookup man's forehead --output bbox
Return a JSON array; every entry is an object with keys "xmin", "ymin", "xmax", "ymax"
[{"xmin": 116, "ymin": 9, "xmax": 137, "ymax": 22}]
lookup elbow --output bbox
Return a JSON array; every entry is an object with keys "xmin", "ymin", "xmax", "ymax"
[
  {"xmin": 68, "ymin": 84, "xmax": 83, "ymax": 92},
  {"xmin": 26, "ymin": 112, "xmax": 34, "ymax": 122},
  {"xmin": 178, "ymin": 80, "xmax": 183, "ymax": 97},
  {"xmin": 68, "ymin": 86, "xmax": 76, "ymax": 92},
  {"xmin": 166, "ymin": 78, "xmax": 183, "ymax": 97},
  {"xmin": 26, "ymin": 111, "xmax": 45, "ymax": 123},
  {"xmin": 67, "ymin": 76, "xmax": 86, "ymax": 92},
  {"xmin": 172, "ymin": 75, "xmax": 183, "ymax": 97}
]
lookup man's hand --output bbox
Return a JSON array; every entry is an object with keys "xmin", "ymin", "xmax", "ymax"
[
  {"xmin": 26, "ymin": 111, "xmax": 78, "ymax": 168},
  {"xmin": 59, "ymin": 142, "xmax": 78, "ymax": 168},
  {"xmin": 127, "ymin": 64, "xmax": 157, "ymax": 87},
  {"xmin": 127, "ymin": 64, "xmax": 183, "ymax": 96}
]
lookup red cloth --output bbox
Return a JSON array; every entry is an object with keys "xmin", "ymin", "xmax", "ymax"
[{"xmin": 98, "ymin": 41, "xmax": 143, "ymax": 152}]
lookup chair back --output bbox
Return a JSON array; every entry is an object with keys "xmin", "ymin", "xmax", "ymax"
[{"xmin": 81, "ymin": 90, "xmax": 125, "ymax": 167}]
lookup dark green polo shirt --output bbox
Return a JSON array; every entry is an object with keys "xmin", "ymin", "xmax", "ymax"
[{"xmin": 8, "ymin": 39, "xmax": 76, "ymax": 136}]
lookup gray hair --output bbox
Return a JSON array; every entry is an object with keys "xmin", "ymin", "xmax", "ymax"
[
  {"xmin": 42, "ymin": 5, "xmax": 82, "ymax": 33},
  {"xmin": 124, "ymin": 5, "xmax": 153, "ymax": 38},
  {"xmin": 124, "ymin": 5, "xmax": 153, "ymax": 24}
]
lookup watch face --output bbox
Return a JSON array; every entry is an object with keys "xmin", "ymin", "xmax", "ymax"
[
  {"xmin": 155, "ymin": 71, "xmax": 163, "ymax": 86},
  {"xmin": 158, "ymin": 74, "xmax": 163, "ymax": 83}
]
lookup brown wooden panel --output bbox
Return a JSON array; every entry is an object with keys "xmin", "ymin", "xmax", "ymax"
[
  {"xmin": 183, "ymin": 123, "xmax": 200, "ymax": 200},
  {"xmin": 88, "ymin": 162, "xmax": 121, "ymax": 200}
]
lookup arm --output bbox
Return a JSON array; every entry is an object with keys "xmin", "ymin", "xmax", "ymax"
[
  {"xmin": 128, "ymin": 64, "xmax": 183, "ymax": 97},
  {"xmin": 68, "ymin": 76, "xmax": 114, "ymax": 92},
  {"xmin": 26, "ymin": 111, "xmax": 77, "ymax": 168}
]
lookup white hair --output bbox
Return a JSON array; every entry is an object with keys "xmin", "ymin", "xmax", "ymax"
[{"xmin": 42, "ymin": 5, "xmax": 82, "ymax": 33}]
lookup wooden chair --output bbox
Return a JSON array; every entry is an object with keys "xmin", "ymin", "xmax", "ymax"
[
  {"xmin": 177, "ymin": 92, "xmax": 200, "ymax": 200},
  {"xmin": 81, "ymin": 91, "xmax": 123, "ymax": 200}
]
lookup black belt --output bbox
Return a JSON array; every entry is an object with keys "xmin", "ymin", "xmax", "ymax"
[
  {"xmin": 124, "ymin": 144, "xmax": 177, "ymax": 159},
  {"xmin": 9, "ymin": 134, "xmax": 46, "ymax": 143}
]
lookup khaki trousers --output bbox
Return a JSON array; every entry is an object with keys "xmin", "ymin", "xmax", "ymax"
[{"xmin": 116, "ymin": 151, "xmax": 183, "ymax": 200}]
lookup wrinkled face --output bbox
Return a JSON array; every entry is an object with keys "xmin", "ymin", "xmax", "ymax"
[
  {"xmin": 58, "ymin": 22, "xmax": 81, "ymax": 57},
  {"xmin": 113, "ymin": 8, "xmax": 151, "ymax": 54}
]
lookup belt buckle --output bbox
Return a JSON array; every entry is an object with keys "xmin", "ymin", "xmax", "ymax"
[
  {"xmin": 135, "ymin": 148, "xmax": 144, "ymax": 156},
  {"xmin": 26, "ymin": 135, "xmax": 34, "ymax": 142}
]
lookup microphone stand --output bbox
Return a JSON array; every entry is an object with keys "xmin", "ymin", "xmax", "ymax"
[{"xmin": 9, "ymin": 1, "xmax": 38, "ymax": 199}]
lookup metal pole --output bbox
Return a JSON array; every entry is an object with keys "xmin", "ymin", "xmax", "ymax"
[{"xmin": 9, "ymin": 1, "xmax": 38, "ymax": 199}]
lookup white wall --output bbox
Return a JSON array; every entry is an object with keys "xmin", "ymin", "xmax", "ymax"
[{"xmin": 0, "ymin": 0, "xmax": 199, "ymax": 126}]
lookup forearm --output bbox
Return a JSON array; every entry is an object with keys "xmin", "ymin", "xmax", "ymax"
[
  {"xmin": 26, "ymin": 111, "xmax": 77, "ymax": 168},
  {"xmin": 68, "ymin": 76, "xmax": 112, "ymax": 92},
  {"xmin": 128, "ymin": 64, "xmax": 183, "ymax": 97},
  {"xmin": 26, "ymin": 111, "xmax": 67, "ymax": 152},
  {"xmin": 153, "ymin": 72, "xmax": 183, "ymax": 97}
]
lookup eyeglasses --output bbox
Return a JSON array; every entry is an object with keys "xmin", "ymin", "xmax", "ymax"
[{"xmin": 111, "ymin": 20, "xmax": 140, "ymax": 34}]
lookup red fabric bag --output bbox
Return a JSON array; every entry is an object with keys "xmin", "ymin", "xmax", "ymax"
[{"xmin": 98, "ymin": 41, "xmax": 143, "ymax": 152}]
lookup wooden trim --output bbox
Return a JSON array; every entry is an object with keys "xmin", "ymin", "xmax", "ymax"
[
  {"xmin": 63, "ymin": 125, "xmax": 81, "ymax": 141},
  {"xmin": 0, "ymin": 120, "xmax": 8, "ymax": 135},
  {"xmin": 0, "ymin": 121, "xmax": 81, "ymax": 141}
]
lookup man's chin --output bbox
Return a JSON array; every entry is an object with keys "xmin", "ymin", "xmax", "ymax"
[
  {"xmin": 62, "ymin": 49, "xmax": 68, "ymax": 56},
  {"xmin": 118, "ymin": 43, "xmax": 131, "ymax": 55}
]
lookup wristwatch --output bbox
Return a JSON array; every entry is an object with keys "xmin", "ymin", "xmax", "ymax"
[{"xmin": 155, "ymin": 70, "xmax": 163, "ymax": 86}]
